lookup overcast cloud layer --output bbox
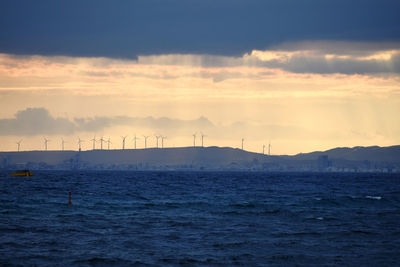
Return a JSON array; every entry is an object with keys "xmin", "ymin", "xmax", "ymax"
[{"xmin": 1, "ymin": 0, "xmax": 399, "ymax": 58}]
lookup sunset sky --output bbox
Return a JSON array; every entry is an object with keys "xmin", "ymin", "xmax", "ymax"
[{"xmin": 0, "ymin": 0, "xmax": 399, "ymax": 154}]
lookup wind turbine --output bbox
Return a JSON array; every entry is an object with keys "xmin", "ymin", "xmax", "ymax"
[
  {"xmin": 121, "ymin": 136, "xmax": 127, "ymax": 150},
  {"xmin": 161, "ymin": 136, "xmax": 167, "ymax": 148},
  {"xmin": 263, "ymin": 144, "xmax": 265, "ymax": 155},
  {"xmin": 133, "ymin": 134, "xmax": 140, "ymax": 149},
  {"xmin": 201, "ymin": 132, "xmax": 206, "ymax": 147},
  {"xmin": 155, "ymin": 135, "xmax": 160, "ymax": 148},
  {"xmin": 143, "ymin": 135, "xmax": 149, "ymax": 149},
  {"xmin": 268, "ymin": 142, "xmax": 271, "ymax": 155},
  {"xmin": 193, "ymin": 133, "xmax": 197, "ymax": 147},
  {"xmin": 107, "ymin": 137, "xmax": 111, "ymax": 150},
  {"xmin": 44, "ymin": 137, "xmax": 50, "ymax": 151},
  {"xmin": 99, "ymin": 136, "xmax": 105, "ymax": 150},
  {"xmin": 61, "ymin": 138, "xmax": 67, "ymax": 151},
  {"xmin": 91, "ymin": 135, "xmax": 96, "ymax": 150},
  {"xmin": 16, "ymin": 140, "xmax": 22, "ymax": 152},
  {"xmin": 241, "ymin": 138, "xmax": 244, "ymax": 150},
  {"xmin": 77, "ymin": 137, "xmax": 84, "ymax": 151}
]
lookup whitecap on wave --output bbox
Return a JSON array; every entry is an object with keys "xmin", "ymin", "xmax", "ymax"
[{"xmin": 365, "ymin": 196, "xmax": 382, "ymax": 200}]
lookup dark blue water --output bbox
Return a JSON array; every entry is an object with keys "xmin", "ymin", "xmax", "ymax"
[{"xmin": 1, "ymin": 171, "xmax": 399, "ymax": 266}]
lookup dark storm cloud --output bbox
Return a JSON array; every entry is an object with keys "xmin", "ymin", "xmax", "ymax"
[{"xmin": 1, "ymin": 0, "xmax": 399, "ymax": 58}]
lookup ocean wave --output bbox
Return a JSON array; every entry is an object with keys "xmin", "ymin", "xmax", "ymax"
[
  {"xmin": 314, "ymin": 195, "xmax": 385, "ymax": 204},
  {"xmin": 74, "ymin": 257, "xmax": 136, "ymax": 265},
  {"xmin": 272, "ymin": 231, "xmax": 323, "ymax": 238},
  {"xmin": 230, "ymin": 202, "xmax": 257, "ymax": 208},
  {"xmin": 167, "ymin": 220, "xmax": 195, "ymax": 227},
  {"xmin": 351, "ymin": 230, "xmax": 375, "ymax": 235},
  {"xmin": 1, "ymin": 170, "xmax": 399, "ymax": 266},
  {"xmin": 159, "ymin": 257, "xmax": 216, "ymax": 265},
  {"xmin": 217, "ymin": 209, "xmax": 281, "ymax": 216},
  {"xmin": 213, "ymin": 241, "xmax": 249, "ymax": 248},
  {"xmin": 366, "ymin": 196, "xmax": 382, "ymax": 200}
]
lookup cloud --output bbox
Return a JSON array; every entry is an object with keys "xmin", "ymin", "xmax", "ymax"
[
  {"xmin": 248, "ymin": 42, "xmax": 400, "ymax": 74},
  {"xmin": 1, "ymin": 0, "xmax": 399, "ymax": 58},
  {"xmin": 1, "ymin": 42, "xmax": 399, "ymax": 95},
  {"xmin": 0, "ymin": 107, "xmax": 215, "ymax": 136},
  {"xmin": 0, "ymin": 108, "xmax": 75, "ymax": 135},
  {"xmin": 0, "ymin": 108, "xmax": 313, "ymax": 141},
  {"xmin": 270, "ymin": 41, "xmax": 400, "ymax": 56},
  {"xmin": 269, "ymin": 53, "xmax": 400, "ymax": 74},
  {"xmin": 137, "ymin": 43, "xmax": 400, "ymax": 75},
  {"xmin": 74, "ymin": 115, "xmax": 214, "ymax": 133}
]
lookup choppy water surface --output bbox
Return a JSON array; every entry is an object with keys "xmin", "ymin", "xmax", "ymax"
[{"xmin": 1, "ymin": 171, "xmax": 400, "ymax": 266}]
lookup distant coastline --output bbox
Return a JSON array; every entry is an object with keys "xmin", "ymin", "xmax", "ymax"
[{"xmin": 1, "ymin": 145, "xmax": 399, "ymax": 172}]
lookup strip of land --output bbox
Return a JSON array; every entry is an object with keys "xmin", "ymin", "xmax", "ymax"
[{"xmin": 1, "ymin": 146, "xmax": 399, "ymax": 172}]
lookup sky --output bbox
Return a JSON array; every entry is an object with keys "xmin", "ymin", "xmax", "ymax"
[{"xmin": 0, "ymin": 0, "xmax": 400, "ymax": 154}]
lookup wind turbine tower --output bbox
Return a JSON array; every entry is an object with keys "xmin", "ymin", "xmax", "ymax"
[
  {"xmin": 121, "ymin": 136, "xmax": 127, "ymax": 150},
  {"xmin": 241, "ymin": 138, "xmax": 244, "ymax": 150},
  {"xmin": 143, "ymin": 135, "xmax": 149, "ymax": 149},
  {"xmin": 155, "ymin": 135, "xmax": 160, "ymax": 148},
  {"xmin": 44, "ymin": 138, "xmax": 50, "ymax": 151},
  {"xmin": 263, "ymin": 144, "xmax": 265, "ymax": 155},
  {"xmin": 77, "ymin": 137, "xmax": 84, "ymax": 151},
  {"xmin": 61, "ymin": 138, "xmax": 67, "ymax": 151},
  {"xmin": 193, "ymin": 133, "xmax": 197, "ymax": 147},
  {"xmin": 91, "ymin": 136, "xmax": 96, "ymax": 150},
  {"xmin": 99, "ymin": 136, "xmax": 105, "ymax": 150},
  {"xmin": 161, "ymin": 136, "xmax": 167, "ymax": 148},
  {"xmin": 133, "ymin": 134, "xmax": 140, "ymax": 149},
  {"xmin": 107, "ymin": 137, "xmax": 111, "ymax": 150},
  {"xmin": 268, "ymin": 142, "xmax": 271, "ymax": 155},
  {"xmin": 201, "ymin": 133, "xmax": 206, "ymax": 147},
  {"xmin": 16, "ymin": 140, "xmax": 22, "ymax": 152}
]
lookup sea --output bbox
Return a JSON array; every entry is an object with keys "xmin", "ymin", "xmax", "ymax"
[{"xmin": 0, "ymin": 171, "xmax": 399, "ymax": 266}]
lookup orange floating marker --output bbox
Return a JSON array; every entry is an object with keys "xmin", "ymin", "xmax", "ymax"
[{"xmin": 68, "ymin": 191, "xmax": 72, "ymax": 205}]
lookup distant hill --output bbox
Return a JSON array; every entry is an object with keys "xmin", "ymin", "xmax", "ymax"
[
  {"xmin": 0, "ymin": 147, "xmax": 266, "ymax": 169},
  {"xmin": 293, "ymin": 145, "xmax": 400, "ymax": 163},
  {"xmin": 1, "ymin": 145, "xmax": 399, "ymax": 171}
]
